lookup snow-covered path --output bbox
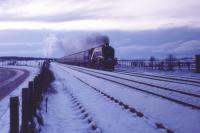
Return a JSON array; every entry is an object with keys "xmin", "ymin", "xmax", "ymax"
[
  {"xmin": 47, "ymin": 63, "xmax": 200, "ymax": 133},
  {"xmin": 41, "ymin": 80, "xmax": 93, "ymax": 133}
]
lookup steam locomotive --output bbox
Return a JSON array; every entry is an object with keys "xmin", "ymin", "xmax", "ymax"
[{"xmin": 58, "ymin": 36, "xmax": 117, "ymax": 70}]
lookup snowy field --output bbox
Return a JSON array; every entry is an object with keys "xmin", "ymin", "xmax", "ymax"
[
  {"xmin": 40, "ymin": 63, "xmax": 200, "ymax": 133},
  {"xmin": 0, "ymin": 65, "xmax": 40, "ymax": 133}
]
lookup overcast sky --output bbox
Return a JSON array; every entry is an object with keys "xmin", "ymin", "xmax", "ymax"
[{"xmin": 0, "ymin": 0, "xmax": 200, "ymax": 58}]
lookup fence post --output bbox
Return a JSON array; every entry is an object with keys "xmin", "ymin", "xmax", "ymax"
[
  {"xmin": 196, "ymin": 55, "xmax": 200, "ymax": 73},
  {"xmin": 46, "ymin": 97, "xmax": 48, "ymax": 113},
  {"xmin": 29, "ymin": 81, "xmax": 34, "ymax": 119},
  {"xmin": 10, "ymin": 96, "xmax": 19, "ymax": 133},
  {"xmin": 28, "ymin": 81, "xmax": 35, "ymax": 133},
  {"xmin": 21, "ymin": 88, "xmax": 29, "ymax": 133},
  {"xmin": 37, "ymin": 74, "xmax": 43, "ymax": 100},
  {"xmin": 33, "ymin": 76, "xmax": 39, "ymax": 114}
]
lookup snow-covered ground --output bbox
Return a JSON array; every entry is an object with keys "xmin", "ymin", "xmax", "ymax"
[
  {"xmin": 41, "ymin": 81, "xmax": 100, "ymax": 133},
  {"xmin": 65, "ymin": 65, "xmax": 200, "ymax": 108},
  {"xmin": 0, "ymin": 60, "xmax": 43, "ymax": 67},
  {"xmin": 41, "ymin": 63, "xmax": 160, "ymax": 133},
  {"xmin": 115, "ymin": 66, "xmax": 200, "ymax": 79},
  {"xmin": 40, "ymin": 63, "xmax": 200, "ymax": 133},
  {"xmin": 0, "ymin": 65, "xmax": 40, "ymax": 133}
]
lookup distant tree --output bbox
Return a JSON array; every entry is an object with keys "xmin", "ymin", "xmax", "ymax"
[
  {"xmin": 158, "ymin": 61, "xmax": 164, "ymax": 70},
  {"xmin": 165, "ymin": 54, "xmax": 176, "ymax": 70},
  {"xmin": 177, "ymin": 60, "xmax": 181, "ymax": 70},
  {"xmin": 186, "ymin": 61, "xmax": 191, "ymax": 70},
  {"xmin": 149, "ymin": 56, "xmax": 156, "ymax": 69}
]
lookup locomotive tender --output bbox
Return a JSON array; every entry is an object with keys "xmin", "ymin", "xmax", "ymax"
[{"xmin": 58, "ymin": 36, "xmax": 116, "ymax": 70}]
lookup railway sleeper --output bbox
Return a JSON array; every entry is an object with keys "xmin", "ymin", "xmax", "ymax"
[
  {"xmin": 68, "ymin": 91, "xmax": 102, "ymax": 133},
  {"xmin": 75, "ymin": 76, "xmax": 175, "ymax": 133}
]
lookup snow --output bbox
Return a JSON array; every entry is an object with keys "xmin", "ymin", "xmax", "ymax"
[
  {"xmin": 2, "ymin": 62, "xmax": 198, "ymax": 133},
  {"xmin": 41, "ymin": 81, "xmax": 94, "ymax": 133},
  {"xmin": 50, "ymin": 63, "xmax": 200, "ymax": 133},
  {"xmin": 0, "ymin": 60, "xmax": 43, "ymax": 68},
  {"xmin": 0, "ymin": 65, "xmax": 40, "ymax": 133},
  {"xmin": 115, "ymin": 66, "xmax": 200, "ymax": 79},
  {"xmin": 70, "ymin": 65, "xmax": 200, "ymax": 94},
  {"xmin": 41, "ymin": 63, "xmax": 160, "ymax": 133},
  {"xmin": 65, "ymin": 65, "xmax": 200, "ymax": 108}
]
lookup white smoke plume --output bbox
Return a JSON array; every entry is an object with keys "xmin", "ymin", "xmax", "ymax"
[
  {"xmin": 43, "ymin": 33, "xmax": 65, "ymax": 57},
  {"xmin": 43, "ymin": 32, "xmax": 109, "ymax": 58},
  {"xmin": 44, "ymin": 33, "xmax": 57, "ymax": 57}
]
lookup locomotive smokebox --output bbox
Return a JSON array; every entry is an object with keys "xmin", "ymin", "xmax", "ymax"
[{"xmin": 195, "ymin": 55, "xmax": 200, "ymax": 73}]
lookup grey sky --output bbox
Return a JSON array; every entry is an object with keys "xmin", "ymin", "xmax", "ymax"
[
  {"xmin": 0, "ymin": 0, "xmax": 199, "ymax": 58},
  {"xmin": 0, "ymin": 0, "xmax": 200, "ymax": 30}
]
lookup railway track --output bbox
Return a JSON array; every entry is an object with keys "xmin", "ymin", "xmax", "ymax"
[
  {"xmin": 68, "ymin": 65, "xmax": 200, "ymax": 97},
  {"xmin": 62, "ymin": 64, "xmax": 200, "ymax": 110},
  {"xmin": 114, "ymin": 69, "xmax": 200, "ymax": 87},
  {"xmin": 74, "ymin": 76, "xmax": 174, "ymax": 133},
  {"xmin": 67, "ymin": 90, "xmax": 102, "ymax": 133},
  {"xmin": 56, "ymin": 65, "xmax": 175, "ymax": 133}
]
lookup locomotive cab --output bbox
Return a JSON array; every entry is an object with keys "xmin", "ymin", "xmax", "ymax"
[
  {"xmin": 90, "ymin": 40, "xmax": 115, "ymax": 70},
  {"xmin": 102, "ymin": 44, "xmax": 115, "ymax": 69}
]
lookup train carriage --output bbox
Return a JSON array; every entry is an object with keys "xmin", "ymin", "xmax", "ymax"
[{"xmin": 58, "ymin": 36, "xmax": 117, "ymax": 70}]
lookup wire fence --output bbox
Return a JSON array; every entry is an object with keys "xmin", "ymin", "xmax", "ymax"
[
  {"xmin": 0, "ymin": 60, "xmax": 43, "ymax": 67},
  {"xmin": 116, "ymin": 59, "xmax": 196, "ymax": 71}
]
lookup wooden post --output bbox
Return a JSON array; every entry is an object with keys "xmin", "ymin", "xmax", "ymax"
[
  {"xmin": 38, "ymin": 74, "xmax": 43, "ymax": 99},
  {"xmin": 35, "ymin": 74, "xmax": 43, "ymax": 106},
  {"xmin": 29, "ymin": 81, "xmax": 34, "ymax": 119},
  {"xmin": 10, "ymin": 96, "xmax": 19, "ymax": 133},
  {"xmin": 46, "ymin": 97, "xmax": 48, "ymax": 113},
  {"xmin": 33, "ymin": 76, "xmax": 39, "ymax": 114},
  {"xmin": 28, "ymin": 82, "xmax": 35, "ymax": 133},
  {"xmin": 21, "ymin": 88, "xmax": 29, "ymax": 133},
  {"xmin": 196, "ymin": 55, "xmax": 200, "ymax": 73}
]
